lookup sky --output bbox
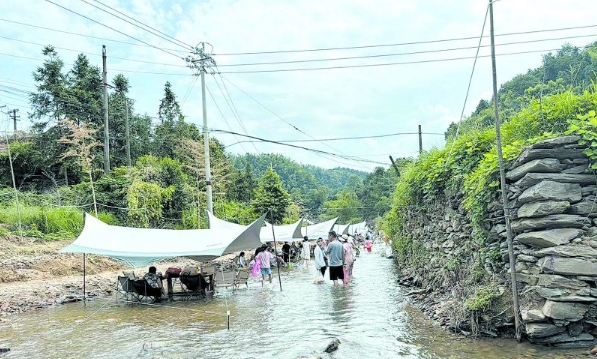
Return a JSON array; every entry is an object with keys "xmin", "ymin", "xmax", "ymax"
[{"xmin": 1, "ymin": 0, "xmax": 596, "ymax": 172}]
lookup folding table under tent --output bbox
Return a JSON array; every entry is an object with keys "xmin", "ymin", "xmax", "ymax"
[
  {"xmin": 60, "ymin": 213, "xmax": 266, "ymax": 267},
  {"xmin": 300, "ymin": 217, "xmax": 338, "ymax": 239},
  {"xmin": 206, "ymin": 212, "xmax": 303, "ymax": 244}
]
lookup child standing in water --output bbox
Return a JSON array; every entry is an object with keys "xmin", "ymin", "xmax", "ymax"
[{"xmin": 364, "ymin": 236, "xmax": 373, "ymax": 253}]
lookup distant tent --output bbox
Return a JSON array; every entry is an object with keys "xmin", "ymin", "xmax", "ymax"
[
  {"xmin": 59, "ymin": 213, "xmax": 265, "ymax": 267},
  {"xmin": 260, "ymin": 219, "xmax": 303, "ymax": 243},
  {"xmin": 333, "ymin": 223, "xmax": 350, "ymax": 235},
  {"xmin": 301, "ymin": 217, "xmax": 338, "ymax": 239},
  {"xmin": 207, "ymin": 212, "xmax": 302, "ymax": 244},
  {"xmin": 347, "ymin": 221, "xmax": 368, "ymax": 235}
]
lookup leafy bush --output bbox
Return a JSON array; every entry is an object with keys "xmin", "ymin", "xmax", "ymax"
[{"xmin": 466, "ymin": 285, "xmax": 500, "ymax": 311}]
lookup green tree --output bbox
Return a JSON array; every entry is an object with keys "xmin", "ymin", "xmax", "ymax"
[
  {"xmin": 30, "ymin": 45, "xmax": 68, "ymax": 130},
  {"xmin": 357, "ymin": 167, "xmax": 397, "ymax": 220},
  {"xmin": 252, "ymin": 167, "xmax": 290, "ymax": 224},
  {"xmin": 158, "ymin": 81, "xmax": 184, "ymax": 123},
  {"xmin": 153, "ymin": 82, "xmax": 202, "ymax": 159},
  {"xmin": 322, "ymin": 190, "xmax": 362, "ymax": 223},
  {"xmin": 67, "ymin": 54, "xmax": 102, "ymax": 127},
  {"xmin": 226, "ymin": 161, "xmax": 256, "ymax": 203}
]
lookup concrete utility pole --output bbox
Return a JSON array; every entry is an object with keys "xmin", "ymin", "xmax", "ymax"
[
  {"xmin": 489, "ymin": 0, "xmax": 521, "ymax": 341},
  {"xmin": 102, "ymin": 45, "xmax": 110, "ymax": 174},
  {"xmin": 10, "ymin": 109, "xmax": 19, "ymax": 139},
  {"xmin": 418, "ymin": 124, "xmax": 423, "ymax": 155},
  {"xmin": 200, "ymin": 49, "xmax": 213, "ymax": 214},
  {"xmin": 187, "ymin": 43, "xmax": 217, "ymax": 214},
  {"xmin": 124, "ymin": 98, "xmax": 131, "ymax": 167}
]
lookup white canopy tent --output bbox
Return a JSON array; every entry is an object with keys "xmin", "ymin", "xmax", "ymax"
[
  {"xmin": 301, "ymin": 217, "xmax": 338, "ymax": 239},
  {"xmin": 333, "ymin": 223, "xmax": 350, "ymax": 235},
  {"xmin": 260, "ymin": 219, "xmax": 303, "ymax": 243},
  {"xmin": 347, "ymin": 221, "xmax": 368, "ymax": 235},
  {"xmin": 59, "ymin": 213, "xmax": 265, "ymax": 267},
  {"xmin": 207, "ymin": 212, "xmax": 303, "ymax": 244}
]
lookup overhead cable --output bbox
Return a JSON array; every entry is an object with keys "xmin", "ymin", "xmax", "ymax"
[
  {"xmin": 217, "ymin": 33, "xmax": 597, "ymax": 67},
  {"xmin": 211, "ymin": 128, "xmax": 388, "ymax": 166},
  {"xmin": 80, "ymin": 0, "xmax": 192, "ymax": 50},
  {"xmin": 217, "ymin": 47, "xmax": 568, "ymax": 73},
  {"xmin": 0, "ymin": 17, "xmax": 188, "ymax": 53},
  {"xmin": 86, "ymin": 0, "xmax": 193, "ymax": 49},
  {"xmin": 44, "ymin": 0, "xmax": 184, "ymax": 59},
  {"xmin": 214, "ymin": 23, "xmax": 597, "ymax": 56}
]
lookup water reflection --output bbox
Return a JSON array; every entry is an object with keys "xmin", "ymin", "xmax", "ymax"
[{"xmin": 0, "ymin": 249, "xmax": 589, "ymax": 359}]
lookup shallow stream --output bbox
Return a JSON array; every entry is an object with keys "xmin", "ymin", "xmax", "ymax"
[{"xmin": 0, "ymin": 247, "xmax": 588, "ymax": 358}]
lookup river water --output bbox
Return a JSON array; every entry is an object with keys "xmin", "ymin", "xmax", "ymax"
[{"xmin": 0, "ymin": 248, "xmax": 588, "ymax": 359}]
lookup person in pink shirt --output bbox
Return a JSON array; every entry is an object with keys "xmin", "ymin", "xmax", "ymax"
[
  {"xmin": 364, "ymin": 236, "xmax": 373, "ymax": 253},
  {"xmin": 256, "ymin": 245, "xmax": 274, "ymax": 287}
]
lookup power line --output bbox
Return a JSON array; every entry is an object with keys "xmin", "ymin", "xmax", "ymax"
[
  {"xmin": 180, "ymin": 77, "xmax": 198, "ymax": 107},
  {"xmin": 445, "ymin": 2, "xmax": 489, "ymax": 167},
  {"xmin": 223, "ymin": 131, "xmax": 444, "ymax": 146},
  {"xmin": 0, "ymin": 18, "xmax": 188, "ymax": 53},
  {"xmin": 217, "ymin": 47, "xmax": 575, "ymax": 73},
  {"xmin": 44, "ymin": 0, "xmax": 184, "ymax": 59},
  {"xmin": 211, "ymin": 128, "xmax": 388, "ymax": 166},
  {"xmin": 0, "ymin": 35, "xmax": 187, "ymax": 67},
  {"xmin": 214, "ymin": 23, "xmax": 597, "ymax": 56},
  {"xmin": 86, "ymin": 0, "xmax": 193, "ymax": 49},
  {"xmin": 0, "ymin": 52, "xmax": 191, "ymax": 76},
  {"xmin": 211, "ymin": 73, "xmax": 259, "ymax": 153},
  {"xmin": 216, "ymin": 33, "xmax": 597, "ymax": 67},
  {"xmin": 80, "ymin": 0, "xmax": 192, "ymax": 50},
  {"xmin": 218, "ymin": 75, "xmax": 373, "ymax": 170},
  {"xmin": 205, "ymin": 84, "xmax": 249, "ymax": 154}
]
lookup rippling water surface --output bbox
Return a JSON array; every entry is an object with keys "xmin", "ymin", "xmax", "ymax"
[{"xmin": 0, "ymin": 248, "xmax": 588, "ymax": 358}]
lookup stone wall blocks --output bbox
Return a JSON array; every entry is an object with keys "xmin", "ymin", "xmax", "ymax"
[
  {"xmin": 511, "ymin": 148, "xmax": 585, "ymax": 169},
  {"xmin": 525, "ymin": 323, "xmax": 566, "ymax": 338},
  {"xmin": 506, "ymin": 158, "xmax": 565, "ymax": 181},
  {"xmin": 517, "ymin": 201, "xmax": 570, "ymax": 218},
  {"xmin": 518, "ymin": 181, "xmax": 582, "ymax": 204},
  {"xmin": 540, "ymin": 256, "xmax": 597, "ymax": 276},
  {"xmin": 542, "ymin": 300, "xmax": 590, "ymax": 321},
  {"xmin": 531, "ymin": 135, "xmax": 581, "ymax": 149},
  {"xmin": 512, "ymin": 215, "xmax": 590, "ymax": 232}
]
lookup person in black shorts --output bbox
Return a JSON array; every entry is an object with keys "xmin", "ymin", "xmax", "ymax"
[{"xmin": 325, "ymin": 231, "xmax": 345, "ymax": 286}]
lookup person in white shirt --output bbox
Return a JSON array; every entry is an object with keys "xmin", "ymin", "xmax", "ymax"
[
  {"xmin": 237, "ymin": 252, "xmax": 247, "ymax": 268},
  {"xmin": 301, "ymin": 237, "xmax": 311, "ymax": 265},
  {"xmin": 314, "ymin": 239, "xmax": 328, "ymax": 281}
]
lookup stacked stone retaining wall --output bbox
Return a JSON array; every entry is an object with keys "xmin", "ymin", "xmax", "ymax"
[{"xmin": 399, "ymin": 135, "xmax": 597, "ymax": 348}]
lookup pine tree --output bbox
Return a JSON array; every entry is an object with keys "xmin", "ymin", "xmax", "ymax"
[
  {"xmin": 158, "ymin": 81, "xmax": 183, "ymax": 123},
  {"xmin": 30, "ymin": 45, "xmax": 68, "ymax": 130},
  {"xmin": 251, "ymin": 167, "xmax": 290, "ymax": 224},
  {"xmin": 67, "ymin": 54, "xmax": 102, "ymax": 127}
]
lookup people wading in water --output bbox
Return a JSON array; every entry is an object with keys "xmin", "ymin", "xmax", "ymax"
[
  {"xmin": 325, "ymin": 231, "xmax": 345, "ymax": 287},
  {"xmin": 342, "ymin": 235, "xmax": 356, "ymax": 283},
  {"xmin": 314, "ymin": 238, "xmax": 328, "ymax": 283},
  {"xmin": 302, "ymin": 236, "xmax": 311, "ymax": 265}
]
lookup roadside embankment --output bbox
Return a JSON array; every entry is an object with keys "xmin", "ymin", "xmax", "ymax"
[{"xmin": 392, "ymin": 135, "xmax": 597, "ymax": 348}]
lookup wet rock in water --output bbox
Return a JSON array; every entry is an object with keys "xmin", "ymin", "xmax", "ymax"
[
  {"xmin": 324, "ymin": 338, "xmax": 340, "ymax": 353},
  {"xmin": 0, "ymin": 348, "xmax": 9, "ymax": 353}
]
